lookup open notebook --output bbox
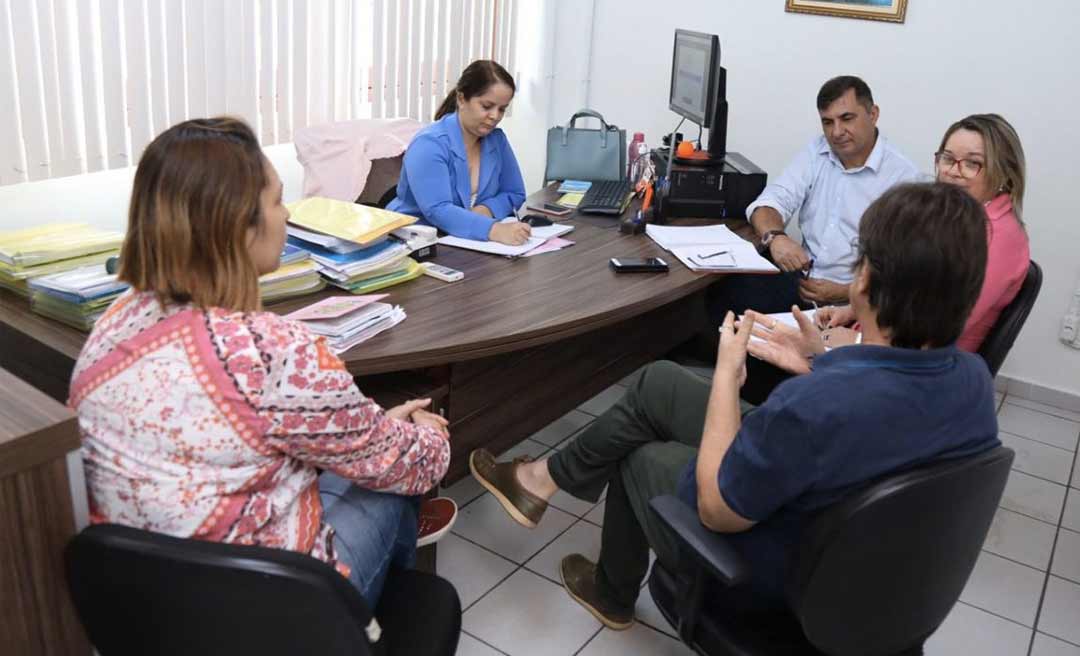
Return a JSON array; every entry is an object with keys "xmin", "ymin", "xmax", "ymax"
[
  {"xmin": 438, "ymin": 219, "xmax": 574, "ymax": 257},
  {"xmin": 645, "ymin": 224, "xmax": 778, "ymax": 273}
]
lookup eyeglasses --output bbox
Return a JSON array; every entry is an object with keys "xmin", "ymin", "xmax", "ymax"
[{"xmin": 934, "ymin": 151, "xmax": 983, "ymax": 178}]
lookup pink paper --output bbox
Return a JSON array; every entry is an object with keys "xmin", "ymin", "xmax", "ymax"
[
  {"xmin": 285, "ymin": 294, "xmax": 389, "ymax": 321},
  {"xmin": 523, "ymin": 237, "xmax": 575, "ymax": 257}
]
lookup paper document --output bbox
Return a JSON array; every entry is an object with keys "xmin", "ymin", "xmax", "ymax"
[
  {"xmin": 438, "ymin": 220, "xmax": 574, "ymax": 257},
  {"xmin": 558, "ymin": 192, "xmax": 584, "ymax": 208},
  {"xmin": 523, "ymin": 237, "xmax": 575, "ymax": 257},
  {"xmin": 669, "ymin": 242, "xmax": 777, "ymax": 273},
  {"xmin": 286, "ymin": 294, "xmax": 390, "ymax": 321},
  {"xmin": 646, "ymin": 223, "xmax": 776, "ymax": 273},
  {"xmin": 747, "ymin": 308, "xmax": 818, "ymax": 345},
  {"xmin": 645, "ymin": 224, "xmax": 744, "ymax": 250}
]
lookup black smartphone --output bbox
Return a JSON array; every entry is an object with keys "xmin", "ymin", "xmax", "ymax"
[
  {"xmin": 609, "ymin": 257, "xmax": 669, "ymax": 273},
  {"xmin": 521, "ymin": 214, "xmax": 553, "ymax": 227}
]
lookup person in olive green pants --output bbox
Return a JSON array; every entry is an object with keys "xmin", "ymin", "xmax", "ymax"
[{"xmin": 470, "ymin": 359, "xmax": 712, "ymax": 629}]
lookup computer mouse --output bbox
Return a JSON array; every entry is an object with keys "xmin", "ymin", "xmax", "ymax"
[{"xmin": 522, "ymin": 214, "xmax": 553, "ymax": 227}]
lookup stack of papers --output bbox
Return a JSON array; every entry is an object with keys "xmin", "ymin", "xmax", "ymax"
[
  {"xmin": 259, "ymin": 243, "xmax": 326, "ymax": 304},
  {"xmin": 286, "ymin": 295, "xmax": 406, "ymax": 353},
  {"xmin": 328, "ymin": 258, "xmax": 423, "ymax": 294},
  {"xmin": 287, "ymin": 236, "xmax": 422, "ymax": 294},
  {"xmin": 27, "ymin": 265, "xmax": 129, "ymax": 330},
  {"xmin": 287, "ymin": 197, "xmax": 415, "ymax": 247},
  {"xmin": 438, "ymin": 220, "xmax": 575, "ymax": 258},
  {"xmin": 0, "ymin": 224, "xmax": 124, "ymax": 297},
  {"xmin": 287, "ymin": 224, "xmax": 381, "ymax": 254},
  {"xmin": 645, "ymin": 224, "xmax": 777, "ymax": 274},
  {"xmin": 278, "ymin": 243, "xmax": 310, "ymax": 266},
  {"xmin": 260, "ymin": 263, "xmax": 325, "ymax": 304}
]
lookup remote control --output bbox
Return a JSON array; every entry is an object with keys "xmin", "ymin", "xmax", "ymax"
[{"xmin": 421, "ymin": 262, "xmax": 464, "ymax": 282}]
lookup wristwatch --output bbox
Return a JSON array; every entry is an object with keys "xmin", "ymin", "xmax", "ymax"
[{"xmin": 759, "ymin": 230, "xmax": 787, "ymax": 250}]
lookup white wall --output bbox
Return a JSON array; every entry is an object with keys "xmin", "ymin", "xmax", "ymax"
[
  {"xmin": 499, "ymin": 0, "xmax": 597, "ymax": 189},
  {"xmin": 0, "ymin": 143, "xmax": 306, "ymax": 232},
  {"xmin": 517, "ymin": 0, "xmax": 1080, "ymax": 396}
]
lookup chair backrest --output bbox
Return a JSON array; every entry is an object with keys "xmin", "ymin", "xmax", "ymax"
[
  {"xmin": 356, "ymin": 154, "xmax": 403, "ymax": 207},
  {"xmin": 978, "ymin": 260, "xmax": 1042, "ymax": 376},
  {"xmin": 787, "ymin": 447, "xmax": 1014, "ymax": 656},
  {"xmin": 66, "ymin": 524, "xmax": 378, "ymax": 656}
]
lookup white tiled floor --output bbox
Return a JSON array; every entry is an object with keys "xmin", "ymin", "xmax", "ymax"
[{"xmin": 436, "ymin": 381, "xmax": 1080, "ymax": 655}]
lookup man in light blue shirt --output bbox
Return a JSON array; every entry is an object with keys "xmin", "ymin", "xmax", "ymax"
[{"xmin": 709, "ymin": 76, "xmax": 919, "ymax": 321}]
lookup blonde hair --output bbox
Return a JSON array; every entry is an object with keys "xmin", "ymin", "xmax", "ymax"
[
  {"xmin": 119, "ymin": 117, "xmax": 267, "ymax": 312},
  {"xmin": 938, "ymin": 113, "xmax": 1026, "ymax": 224}
]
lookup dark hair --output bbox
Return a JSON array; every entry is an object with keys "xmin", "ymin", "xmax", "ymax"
[
  {"xmin": 817, "ymin": 75, "xmax": 874, "ymax": 111},
  {"xmin": 119, "ymin": 117, "xmax": 266, "ymax": 312},
  {"xmin": 434, "ymin": 60, "xmax": 516, "ymax": 121},
  {"xmin": 855, "ymin": 182, "xmax": 987, "ymax": 349}
]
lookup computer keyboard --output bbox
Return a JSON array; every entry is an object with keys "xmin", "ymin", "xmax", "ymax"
[{"xmin": 578, "ymin": 179, "xmax": 634, "ymax": 215}]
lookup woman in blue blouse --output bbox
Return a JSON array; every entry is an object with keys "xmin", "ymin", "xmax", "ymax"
[{"xmin": 388, "ymin": 60, "xmax": 530, "ymax": 245}]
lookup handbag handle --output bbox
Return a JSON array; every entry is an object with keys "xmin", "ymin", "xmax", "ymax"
[{"xmin": 562, "ymin": 109, "xmax": 619, "ymax": 148}]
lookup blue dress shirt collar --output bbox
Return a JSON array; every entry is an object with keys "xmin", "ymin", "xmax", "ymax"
[{"xmin": 818, "ymin": 129, "xmax": 887, "ymax": 174}]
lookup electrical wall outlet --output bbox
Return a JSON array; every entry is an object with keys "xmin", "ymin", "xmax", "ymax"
[
  {"xmin": 1061, "ymin": 283, "xmax": 1080, "ymax": 349},
  {"xmin": 1063, "ymin": 312, "xmax": 1079, "ymax": 346}
]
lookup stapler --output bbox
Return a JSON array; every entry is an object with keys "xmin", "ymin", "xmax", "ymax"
[{"xmin": 391, "ymin": 224, "xmax": 438, "ymax": 261}]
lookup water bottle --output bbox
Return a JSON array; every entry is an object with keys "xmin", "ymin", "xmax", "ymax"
[{"xmin": 627, "ymin": 132, "xmax": 645, "ymax": 179}]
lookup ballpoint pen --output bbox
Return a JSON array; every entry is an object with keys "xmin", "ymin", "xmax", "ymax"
[
  {"xmin": 802, "ymin": 259, "xmax": 818, "ymax": 310},
  {"xmin": 700, "ymin": 249, "xmax": 729, "ymax": 259}
]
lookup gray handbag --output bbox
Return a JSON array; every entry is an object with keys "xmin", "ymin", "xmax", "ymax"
[{"xmin": 544, "ymin": 109, "xmax": 626, "ymax": 184}]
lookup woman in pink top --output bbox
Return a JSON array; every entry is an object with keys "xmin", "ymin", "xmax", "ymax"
[
  {"xmin": 811, "ymin": 114, "xmax": 1030, "ymax": 356},
  {"xmin": 70, "ymin": 117, "xmax": 451, "ymax": 607},
  {"xmin": 934, "ymin": 114, "xmax": 1030, "ymax": 351}
]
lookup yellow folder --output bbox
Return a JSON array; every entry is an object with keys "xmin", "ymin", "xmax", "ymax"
[
  {"xmin": 287, "ymin": 197, "xmax": 416, "ymax": 247},
  {"xmin": 0, "ymin": 223, "xmax": 124, "ymax": 267}
]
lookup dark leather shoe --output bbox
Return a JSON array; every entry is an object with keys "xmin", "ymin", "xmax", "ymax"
[
  {"xmin": 560, "ymin": 554, "xmax": 634, "ymax": 630},
  {"xmin": 469, "ymin": 449, "xmax": 548, "ymax": 528}
]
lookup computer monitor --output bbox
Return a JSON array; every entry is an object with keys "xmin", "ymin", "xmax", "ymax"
[{"xmin": 668, "ymin": 29, "xmax": 727, "ymax": 161}]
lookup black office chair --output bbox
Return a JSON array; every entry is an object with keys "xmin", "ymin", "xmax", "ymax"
[
  {"xmin": 647, "ymin": 446, "xmax": 1015, "ymax": 656},
  {"xmin": 375, "ymin": 186, "xmax": 398, "ymax": 209},
  {"xmin": 977, "ymin": 260, "xmax": 1042, "ymax": 377},
  {"xmin": 357, "ymin": 186, "xmax": 397, "ymax": 209},
  {"xmin": 65, "ymin": 524, "xmax": 461, "ymax": 656}
]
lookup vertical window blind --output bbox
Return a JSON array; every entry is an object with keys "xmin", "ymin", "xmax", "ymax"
[{"xmin": 0, "ymin": 0, "xmax": 518, "ymax": 187}]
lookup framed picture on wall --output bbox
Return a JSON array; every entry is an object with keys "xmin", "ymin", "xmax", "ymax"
[{"xmin": 785, "ymin": 0, "xmax": 908, "ymax": 23}]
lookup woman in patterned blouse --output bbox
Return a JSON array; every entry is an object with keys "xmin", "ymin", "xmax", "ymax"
[{"xmin": 70, "ymin": 117, "xmax": 451, "ymax": 607}]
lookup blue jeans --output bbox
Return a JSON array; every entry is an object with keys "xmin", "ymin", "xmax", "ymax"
[{"xmin": 318, "ymin": 473, "xmax": 418, "ymax": 608}]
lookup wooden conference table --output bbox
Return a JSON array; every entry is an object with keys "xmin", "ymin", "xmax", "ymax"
[{"xmin": 0, "ymin": 187, "xmax": 753, "ymax": 483}]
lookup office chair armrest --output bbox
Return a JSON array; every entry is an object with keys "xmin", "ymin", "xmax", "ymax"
[{"xmin": 649, "ymin": 495, "xmax": 752, "ymax": 587}]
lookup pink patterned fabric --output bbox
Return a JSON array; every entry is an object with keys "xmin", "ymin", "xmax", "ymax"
[{"xmin": 70, "ymin": 290, "xmax": 449, "ymax": 573}]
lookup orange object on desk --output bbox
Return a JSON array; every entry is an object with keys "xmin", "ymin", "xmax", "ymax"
[
  {"xmin": 676, "ymin": 140, "xmax": 712, "ymax": 162},
  {"xmin": 641, "ymin": 181, "xmax": 655, "ymax": 211}
]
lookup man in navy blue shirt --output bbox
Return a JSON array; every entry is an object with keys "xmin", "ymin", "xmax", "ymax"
[{"xmin": 469, "ymin": 182, "xmax": 1000, "ymax": 629}]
